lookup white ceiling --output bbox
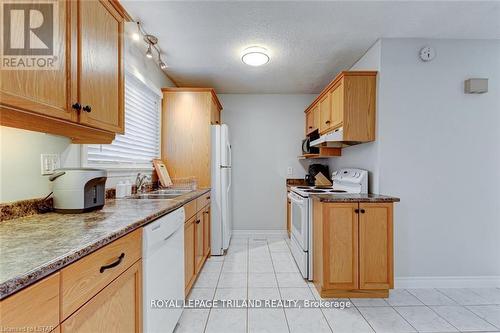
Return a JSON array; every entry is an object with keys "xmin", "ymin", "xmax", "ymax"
[{"xmin": 122, "ymin": 1, "xmax": 500, "ymax": 94}]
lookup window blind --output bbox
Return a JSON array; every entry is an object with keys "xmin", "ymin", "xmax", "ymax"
[{"xmin": 85, "ymin": 73, "xmax": 160, "ymax": 169}]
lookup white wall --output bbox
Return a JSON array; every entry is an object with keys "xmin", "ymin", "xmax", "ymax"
[
  {"xmin": 331, "ymin": 39, "xmax": 500, "ymax": 286},
  {"xmin": 0, "ymin": 22, "xmax": 174, "ymax": 203},
  {"xmin": 328, "ymin": 40, "xmax": 382, "ymax": 193},
  {"xmin": 220, "ymin": 94, "xmax": 315, "ymax": 233}
]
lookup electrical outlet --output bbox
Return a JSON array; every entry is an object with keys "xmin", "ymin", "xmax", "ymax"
[
  {"xmin": 41, "ymin": 154, "xmax": 60, "ymax": 175},
  {"xmin": 287, "ymin": 167, "xmax": 293, "ymax": 175}
]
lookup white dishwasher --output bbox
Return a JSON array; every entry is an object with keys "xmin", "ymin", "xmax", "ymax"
[{"xmin": 143, "ymin": 207, "xmax": 185, "ymax": 333}]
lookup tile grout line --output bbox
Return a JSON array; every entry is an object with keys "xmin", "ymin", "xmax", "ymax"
[
  {"xmin": 246, "ymin": 237, "xmax": 249, "ymax": 333},
  {"xmin": 267, "ymin": 237, "xmax": 292, "ymax": 333},
  {"xmin": 405, "ymin": 289, "xmax": 462, "ymax": 333},
  {"xmin": 434, "ymin": 288, "xmax": 500, "ymax": 330},
  {"xmin": 202, "ymin": 248, "xmax": 227, "ymax": 333}
]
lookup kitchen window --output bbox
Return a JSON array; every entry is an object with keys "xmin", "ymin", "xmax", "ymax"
[{"xmin": 83, "ymin": 72, "xmax": 161, "ymax": 170}]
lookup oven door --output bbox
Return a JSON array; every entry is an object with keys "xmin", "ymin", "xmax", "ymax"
[{"xmin": 288, "ymin": 191, "xmax": 308, "ymax": 251}]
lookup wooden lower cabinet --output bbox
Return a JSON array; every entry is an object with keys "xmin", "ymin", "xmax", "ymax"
[
  {"xmin": 0, "ymin": 273, "xmax": 60, "ymax": 332},
  {"xmin": 61, "ymin": 261, "xmax": 142, "ymax": 333},
  {"xmin": 286, "ymin": 194, "xmax": 291, "ymax": 238},
  {"xmin": 359, "ymin": 203, "xmax": 393, "ymax": 290},
  {"xmin": 203, "ymin": 205, "xmax": 211, "ymax": 257},
  {"xmin": 195, "ymin": 211, "xmax": 204, "ymax": 273},
  {"xmin": 184, "ymin": 198, "xmax": 212, "ymax": 296},
  {"xmin": 184, "ymin": 215, "xmax": 196, "ymax": 294},
  {"xmin": 313, "ymin": 200, "xmax": 394, "ymax": 298}
]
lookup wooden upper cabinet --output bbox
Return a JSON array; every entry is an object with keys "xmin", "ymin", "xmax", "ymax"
[
  {"xmin": 0, "ymin": 0, "xmax": 128, "ymax": 143},
  {"xmin": 359, "ymin": 203, "xmax": 393, "ymax": 290},
  {"xmin": 305, "ymin": 108, "xmax": 314, "ymax": 134},
  {"xmin": 318, "ymin": 92, "xmax": 332, "ymax": 133},
  {"xmin": 305, "ymin": 71, "xmax": 376, "ymax": 142},
  {"xmin": 61, "ymin": 261, "xmax": 142, "ymax": 333},
  {"xmin": 210, "ymin": 97, "xmax": 221, "ymax": 125},
  {"xmin": 162, "ymin": 88, "xmax": 222, "ymax": 188},
  {"xmin": 0, "ymin": 0, "xmax": 73, "ymax": 122},
  {"xmin": 78, "ymin": 0, "xmax": 124, "ymax": 133},
  {"xmin": 330, "ymin": 80, "xmax": 344, "ymax": 129}
]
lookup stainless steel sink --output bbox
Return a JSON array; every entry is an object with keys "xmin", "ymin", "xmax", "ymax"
[
  {"xmin": 127, "ymin": 189, "xmax": 194, "ymax": 200},
  {"xmin": 128, "ymin": 194, "xmax": 179, "ymax": 200},
  {"xmin": 151, "ymin": 189, "xmax": 193, "ymax": 195}
]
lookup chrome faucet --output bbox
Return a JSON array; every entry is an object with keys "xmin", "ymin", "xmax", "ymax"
[{"xmin": 135, "ymin": 173, "xmax": 151, "ymax": 193}]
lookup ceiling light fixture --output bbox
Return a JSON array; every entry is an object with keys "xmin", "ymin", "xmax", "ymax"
[
  {"xmin": 241, "ymin": 46, "xmax": 270, "ymax": 66},
  {"xmin": 146, "ymin": 44, "xmax": 153, "ymax": 58},
  {"xmin": 158, "ymin": 53, "xmax": 167, "ymax": 69},
  {"xmin": 132, "ymin": 21, "xmax": 141, "ymax": 41},
  {"xmin": 131, "ymin": 21, "xmax": 169, "ymax": 71}
]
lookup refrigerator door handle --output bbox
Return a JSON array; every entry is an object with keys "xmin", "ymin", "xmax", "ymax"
[{"xmin": 221, "ymin": 165, "xmax": 231, "ymax": 169}]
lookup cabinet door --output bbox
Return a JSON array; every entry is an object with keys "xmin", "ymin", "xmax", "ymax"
[
  {"xmin": 78, "ymin": 0, "xmax": 124, "ymax": 133},
  {"xmin": 184, "ymin": 217, "xmax": 196, "ymax": 293},
  {"xmin": 323, "ymin": 203, "xmax": 359, "ymax": 290},
  {"xmin": 0, "ymin": 0, "xmax": 74, "ymax": 122},
  {"xmin": 305, "ymin": 109, "xmax": 314, "ymax": 134},
  {"xmin": 210, "ymin": 97, "xmax": 220, "ymax": 125},
  {"xmin": 203, "ymin": 205, "xmax": 211, "ymax": 257},
  {"xmin": 330, "ymin": 81, "xmax": 344, "ymax": 129},
  {"xmin": 359, "ymin": 203, "xmax": 393, "ymax": 290},
  {"xmin": 194, "ymin": 211, "xmax": 204, "ymax": 273},
  {"xmin": 286, "ymin": 197, "xmax": 291, "ymax": 238},
  {"xmin": 0, "ymin": 273, "xmax": 59, "ymax": 332},
  {"xmin": 61, "ymin": 261, "xmax": 142, "ymax": 333},
  {"xmin": 318, "ymin": 92, "xmax": 332, "ymax": 133}
]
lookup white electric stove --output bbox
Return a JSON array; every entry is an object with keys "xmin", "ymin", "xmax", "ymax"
[{"xmin": 288, "ymin": 168, "xmax": 368, "ymax": 280}]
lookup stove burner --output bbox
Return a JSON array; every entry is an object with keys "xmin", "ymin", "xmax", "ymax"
[{"xmin": 305, "ymin": 189, "xmax": 327, "ymax": 193}]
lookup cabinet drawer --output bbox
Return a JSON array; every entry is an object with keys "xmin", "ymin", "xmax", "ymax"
[
  {"xmin": 61, "ymin": 229, "xmax": 142, "ymax": 320},
  {"xmin": 184, "ymin": 199, "xmax": 197, "ymax": 221},
  {"xmin": 196, "ymin": 192, "xmax": 211, "ymax": 211},
  {"xmin": 0, "ymin": 273, "xmax": 60, "ymax": 332}
]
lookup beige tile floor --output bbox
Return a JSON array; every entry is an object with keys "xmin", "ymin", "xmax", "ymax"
[{"xmin": 176, "ymin": 237, "xmax": 500, "ymax": 333}]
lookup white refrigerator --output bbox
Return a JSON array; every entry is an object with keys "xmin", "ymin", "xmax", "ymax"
[{"xmin": 211, "ymin": 124, "xmax": 232, "ymax": 255}]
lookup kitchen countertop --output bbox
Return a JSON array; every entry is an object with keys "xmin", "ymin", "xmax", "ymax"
[
  {"xmin": 311, "ymin": 193, "xmax": 400, "ymax": 202},
  {"xmin": 0, "ymin": 188, "xmax": 210, "ymax": 300}
]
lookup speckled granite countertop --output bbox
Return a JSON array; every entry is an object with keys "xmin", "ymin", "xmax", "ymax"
[
  {"xmin": 311, "ymin": 193, "xmax": 400, "ymax": 202},
  {"xmin": 0, "ymin": 189, "xmax": 210, "ymax": 300}
]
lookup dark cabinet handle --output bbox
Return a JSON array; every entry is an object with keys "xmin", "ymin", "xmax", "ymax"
[
  {"xmin": 196, "ymin": 219, "xmax": 201, "ymax": 224},
  {"xmin": 206, "ymin": 196, "xmax": 210, "ymax": 200},
  {"xmin": 325, "ymin": 120, "xmax": 331, "ymax": 124},
  {"xmin": 360, "ymin": 209, "xmax": 366, "ymax": 214},
  {"xmin": 82, "ymin": 105, "xmax": 92, "ymax": 113},
  {"xmin": 354, "ymin": 209, "xmax": 360, "ymax": 214},
  {"xmin": 72, "ymin": 103, "xmax": 81, "ymax": 111},
  {"xmin": 308, "ymin": 126, "xmax": 313, "ymax": 129},
  {"xmin": 100, "ymin": 253, "xmax": 125, "ymax": 273}
]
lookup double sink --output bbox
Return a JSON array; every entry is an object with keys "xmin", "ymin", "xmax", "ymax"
[{"xmin": 127, "ymin": 188, "xmax": 193, "ymax": 200}]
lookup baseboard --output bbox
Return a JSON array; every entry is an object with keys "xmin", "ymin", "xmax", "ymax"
[
  {"xmin": 231, "ymin": 229, "xmax": 288, "ymax": 238},
  {"xmin": 395, "ymin": 276, "xmax": 500, "ymax": 289}
]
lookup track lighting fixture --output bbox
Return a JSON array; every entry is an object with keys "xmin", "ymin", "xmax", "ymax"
[{"xmin": 131, "ymin": 21, "xmax": 168, "ymax": 71}]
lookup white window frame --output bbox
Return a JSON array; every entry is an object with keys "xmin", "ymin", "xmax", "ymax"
[{"xmin": 81, "ymin": 69, "xmax": 162, "ymax": 174}]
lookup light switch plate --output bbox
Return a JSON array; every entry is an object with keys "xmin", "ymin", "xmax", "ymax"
[
  {"xmin": 41, "ymin": 154, "xmax": 60, "ymax": 175},
  {"xmin": 287, "ymin": 167, "xmax": 293, "ymax": 175}
]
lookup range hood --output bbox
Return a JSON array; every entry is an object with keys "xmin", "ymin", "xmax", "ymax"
[{"xmin": 310, "ymin": 127, "xmax": 361, "ymax": 148}]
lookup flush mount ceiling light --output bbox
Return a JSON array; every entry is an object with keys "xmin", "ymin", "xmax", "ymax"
[{"xmin": 241, "ymin": 46, "xmax": 270, "ymax": 66}]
